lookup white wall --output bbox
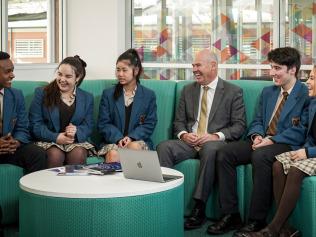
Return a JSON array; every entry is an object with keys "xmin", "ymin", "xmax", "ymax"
[
  {"xmin": 14, "ymin": 0, "xmax": 126, "ymax": 81},
  {"xmin": 66, "ymin": 0, "xmax": 126, "ymax": 79},
  {"xmin": 14, "ymin": 64, "xmax": 56, "ymax": 82}
]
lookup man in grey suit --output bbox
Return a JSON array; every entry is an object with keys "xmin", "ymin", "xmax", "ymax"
[{"xmin": 157, "ymin": 49, "xmax": 246, "ymax": 230}]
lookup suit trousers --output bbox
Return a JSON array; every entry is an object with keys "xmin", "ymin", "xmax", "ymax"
[
  {"xmin": 157, "ymin": 139, "xmax": 226, "ymax": 203},
  {"xmin": 0, "ymin": 143, "xmax": 47, "ymax": 174},
  {"xmin": 216, "ymin": 140, "xmax": 291, "ymax": 221}
]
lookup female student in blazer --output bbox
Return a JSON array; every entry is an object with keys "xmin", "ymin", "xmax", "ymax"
[
  {"xmin": 98, "ymin": 49, "xmax": 157, "ymax": 163},
  {"xmin": 29, "ymin": 56, "xmax": 95, "ymax": 168},
  {"xmin": 246, "ymin": 66, "xmax": 316, "ymax": 237}
]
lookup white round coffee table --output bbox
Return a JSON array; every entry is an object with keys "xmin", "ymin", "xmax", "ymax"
[{"xmin": 19, "ymin": 167, "xmax": 184, "ymax": 237}]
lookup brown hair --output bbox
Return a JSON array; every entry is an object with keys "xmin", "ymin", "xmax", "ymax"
[{"xmin": 43, "ymin": 55, "xmax": 87, "ymax": 107}]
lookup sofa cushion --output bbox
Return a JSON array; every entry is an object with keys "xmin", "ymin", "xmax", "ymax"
[
  {"xmin": 12, "ymin": 81, "xmax": 48, "ymax": 109},
  {"xmin": 80, "ymin": 79, "xmax": 117, "ymax": 145},
  {"xmin": 141, "ymin": 80, "xmax": 176, "ymax": 147},
  {"xmin": 229, "ymin": 80, "xmax": 273, "ymax": 127}
]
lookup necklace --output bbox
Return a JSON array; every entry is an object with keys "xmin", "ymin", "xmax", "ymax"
[{"xmin": 60, "ymin": 94, "xmax": 75, "ymax": 105}]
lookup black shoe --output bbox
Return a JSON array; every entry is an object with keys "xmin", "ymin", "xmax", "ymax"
[
  {"xmin": 207, "ymin": 213, "xmax": 243, "ymax": 235},
  {"xmin": 233, "ymin": 221, "xmax": 266, "ymax": 237},
  {"xmin": 184, "ymin": 207, "xmax": 206, "ymax": 230}
]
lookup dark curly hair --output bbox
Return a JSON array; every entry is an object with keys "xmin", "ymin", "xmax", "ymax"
[{"xmin": 0, "ymin": 51, "xmax": 10, "ymax": 60}]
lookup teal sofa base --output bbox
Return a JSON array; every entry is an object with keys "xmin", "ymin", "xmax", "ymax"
[{"xmin": 0, "ymin": 164, "xmax": 23, "ymax": 225}]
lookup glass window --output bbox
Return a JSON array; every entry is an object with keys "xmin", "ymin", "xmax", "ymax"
[
  {"xmin": 3, "ymin": 0, "xmax": 62, "ymax": 63},
  {"xmin": 285, "ymin": 0, "xmax": 315, "ymax": 64},
  {"xmin": 132, "ymin": 0, "xmax": 314, "ymax": 80}
]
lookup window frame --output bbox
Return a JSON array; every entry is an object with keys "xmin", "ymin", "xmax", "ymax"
[{"xmin": 0, "ymin": 0, "xmax": 66, "ymax": 65}]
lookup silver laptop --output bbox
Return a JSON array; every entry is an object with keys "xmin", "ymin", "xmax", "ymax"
[{"xmin": 118, "ymin": 149, "xmax": 182, "ymax": 183}]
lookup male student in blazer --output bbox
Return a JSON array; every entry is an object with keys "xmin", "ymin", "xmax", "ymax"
[
  {"xmin": 0, "ymin": 51, "xmax": 47, "ymax": 232},
  {"xmin": 0, "ymin": 51, "xmax": 46, "ymax": 173},
  {"xmin": 207, "ymin": 47, "xmax": 309, "ymax": 237},
  {"xmin": 157, "ymin": 49, "xmax": 246, "ymax": 230}
]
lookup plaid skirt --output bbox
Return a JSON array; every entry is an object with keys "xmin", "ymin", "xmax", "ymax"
[
  {"xmin": 275, "ymin": 151, "xmax": 316, "ymax": 176},
  {"xmin": 36, "ymin": 141, "xmax": 97, "ymax": 156},
  {"xmin": 98, "ymin": 140, "xmax": 148, "ymax": 156}
]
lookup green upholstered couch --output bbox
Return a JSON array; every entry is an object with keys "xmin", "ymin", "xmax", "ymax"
[{"xmin": 0, "ymin": 79, "xmax": 315, "ymax": 237}]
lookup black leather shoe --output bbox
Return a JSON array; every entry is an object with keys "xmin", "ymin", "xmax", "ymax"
[
  {"xmin": 184, "ymin": 207, "xmax": 206, "ymax": 230},
  {"xmin": 233, "ymin": 221, "xmax": 266, "ymax": 237},
  {"xmin": 207, "ymin": 213, "xmax": 243, "ymax": 235}
]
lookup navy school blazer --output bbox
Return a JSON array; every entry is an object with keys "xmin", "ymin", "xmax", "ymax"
[
  {"xmin": 247, "ymin": 80, "xmax": 310, "ymax": 150},
  {"xmin": 303, "ymin": 98, "xmax": 316, "ymax": 157},
  {"xmin": 97, "ymin": 83, "xmax": 157, "ymax": 150},
  {"xmin": 29, "ymin": 87, "xmax": 94, "ymax": 143},
  {"xmin": 2, "ymin": 87, "xmax": 31, "ymax": 144}
]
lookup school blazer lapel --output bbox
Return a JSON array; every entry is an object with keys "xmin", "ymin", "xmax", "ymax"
[
  {"xmin": 115, "ymin": 94, "xmax": 125, "ymax": 131},
  {"xmin": 278, "ymin": 81, "xmax": 301, "ymax": 122},
  {"xmin": 129, "ymin": 86, "xmax": 144, "ymax": 127},
  {"xmin": 265, "ymin": 88, "xmax": 280, "ymax": 128},
  {"xmin": 71, "ymin": 89, "xmax": 84, "ymax": 123},
  {"xmin": 2, "ymin": 89, "xmax": 15, "ymax": 135},
  {"xmin": 308, "ymin": 100, "xmax": 316, "ymax": 132},
  {"xmin": 48, "ymin": 106, "xmax": 60, "ymax": 132}
]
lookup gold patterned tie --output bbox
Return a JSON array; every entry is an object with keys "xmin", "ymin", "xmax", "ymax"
[
  {"xmin": 197, "ymin": 86, "xmax": 209, "ymax": 136},
  {"xmin": 266, "ymin": 91, "xmax": 289, "ymax": 136}
]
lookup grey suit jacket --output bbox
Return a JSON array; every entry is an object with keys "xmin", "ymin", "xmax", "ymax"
[{"xmin": 174, "ymin": 78, "xmax": 246, "ymax": 141}]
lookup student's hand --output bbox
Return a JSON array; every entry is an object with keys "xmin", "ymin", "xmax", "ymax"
[
  {"xmin": 7, "ymin": 137, "xmax": 20, "ymax": 154},
  {"xmin": 56, "ymin": 133, "xmax": 74, "ymax": 145},
  {"xmin": 0, "ymin": 134, "xmax": 17, "ymax": 154},
  {"xmin": 180, "ymin": 133, "xmax": 199, "ymax": 146},
  {"xmin": 118, "ymin": 136, "xmax": 132, "ymax": 148},
  {"xmin": 65, "ymin": 123, "xmax": 77, "ymax": 139},
  {"xmin": 252, "ymin": 135, "xmax": 263, "ymax": 148},
  {"xmin": 196, "ymin": 133, "xmax": 219, "ymax": 145},
  {"xmin": 252, "ymin": 138, "xmax": 273, "ymax": 150},
  {"xmin": 0, "ymin": 136, "xmax": 11, "ymax": 154},
  {"xmin": 290, "ymin": 149, "xmax": 307, "ymax": 161}
]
